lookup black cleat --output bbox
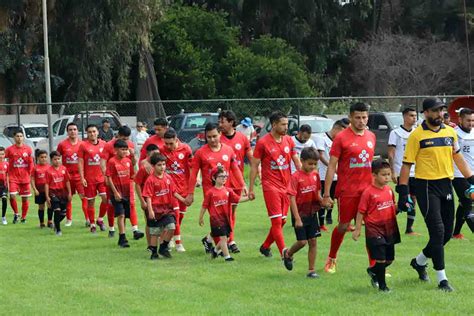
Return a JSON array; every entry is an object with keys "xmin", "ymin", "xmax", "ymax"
[
  {"xmin": 47, "ymin": 222, "xmax": 54, "ymax": 229},
  {"xmin": 159, "ymin": 248, "xmax": 172, "ymax": 258},
  {"xmin": 118, "ymin": 239, "xmax": 130, "ymax": 248},
  {"xmin": 108, "ymin": 231, "xmax": 115, "ymax": 238},
  {"xmin": 438, "ymin": 280, "xmax": 454, "ymax": 292},
  {"xmin": 225, "ymin": 257, "xmax": 235, "ymax": 262},
  {"xmin": 282, "ymin": 249, "xmax": 293, "ymax": 271},
  {"xmin": 211, "ymin": 248, "xmax": 218, "ymax": 259},
  {"xmin": 259, "ymin": 245, "xmax": 272, "ymax": 257},
  {"xmin": 13, "ymin": 214, "xmax": 19, "ymax": 224},
  {"xmin": 20, "ymin": 218, "xmax": 26, "ymax": 224},
  {"xmin": 228, "ymin": 243, "xmax": 240, "ymax": 254},
  {"xmin": 201, "ymin": 237, "xmax": 213, "ymax": 253},
  {"xmin": 97, "ymin": 220, "xmax": 106, "ymax": 231},
  {"xmin": 367, "ymin": 267, "xmax": 379, "ymax": 288},
  {"xmin": 379, "ymin": 286, "xmax": 391, "ymax": 293},
  {"xmin": 410, "ymin": 258, "xmax": 430, "ymax": 282},
  {"xmin": 306, "ymin": 272, "xmax": 320, "ymax": 279},
  {"xmin": 150, "ymin": 252, "xmax": 159, "ymax": 260},
  {"xmin": 133, "ymin": 230, "xmax": 145, "ymax": 240}
]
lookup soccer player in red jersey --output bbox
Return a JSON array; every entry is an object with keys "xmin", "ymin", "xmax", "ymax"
[
  {"xmin": 106, "ymin": 139, "xmax": 135, "ymax": 248},
  {"xmin": 142, "ymin": 153, "xmax": 183, "ymax": 259},
  {"xmin": 31, "ymin": 150, "xmax": 50, "ymax": 228},
  {"xmin": 45, "ymin": 151, "xmax": 72, "ymax": 236},
  {"xmin": 161, "ymin": 129, "xmax": 193, "ymax": 252},
  {"xmin": 0, "ymin": 147, "xmax": 9, "ymax": 225},
  {"xmin": 6, "ymin": 129, "xmax": 34, "ymax": 224},
  {"xmin": 248, "ymin": 111, "xmax": 301, "ymax": 258},
  {"xmin": 57, "ymin": 122, "xmax": 88, "ymax": 227},
  {"xmin": 353, "ymin": 159, "xmax": 400, "ymax": 292},
  {"xmin": 218, "ymin": 110, "xmax": 253, "ymax": 253},
  {"xmin": 139, "ymin": 118, "xmax": 168, "ymax": 162},
  {"xmin": 78, "ymin": 124, "xmax": 108, "ymax": 234},
  {"xmin": 283, "ymin": 148, "xmax": 323, "ymax": 277},
  {"xmin": 184, "ymin": 123, "xmax": 246, "ymax": 252},
  {"xmin": 322, "ymin": 102, "xmax": 376, "ymax": 274}
]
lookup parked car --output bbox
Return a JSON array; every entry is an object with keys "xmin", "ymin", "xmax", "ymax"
[
  {"xmin": 367, "ymin": 112, "xmax": 403, "ymax": 158},
  {"xmin": 168, "ymin": 112, "xmax": 219, "ymax": 143},
  {"xmin": 3, "ymin": 123, "xmax": 49, "ymax": 148},
  {"xmin": 0, "ymin": 134, "xmax": 12, "ymax": 148}
]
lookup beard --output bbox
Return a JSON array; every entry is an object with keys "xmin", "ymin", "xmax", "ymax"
[{"xmin": 427, "ymin": 116, "xmax": 442, "ymax": 126}]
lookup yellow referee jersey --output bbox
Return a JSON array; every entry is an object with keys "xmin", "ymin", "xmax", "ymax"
[{"xmin": 403, "ymin": 121, "xmax": 460, "ymax": 180}]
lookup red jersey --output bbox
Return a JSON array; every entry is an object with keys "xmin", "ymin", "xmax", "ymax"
[
  {"xmin": 188, "ymin": 143, "xmax": 244, "ymax": 195},
  {"xmin": 142, "ymin": 173, "xmax": 179, "ymax": 218},
  {"xmin": 106, "ymin": 156, "xmax": 134, "ymax": 198},
  {"xmin": 253, "ymin": 134, "xmax": 296, "ymax": 193},
  {"xmin": 102, "ymin": 138, "xmax": 135, "ymax": 162},
  {"xmin": 57, "ymin": 139, "xmax": 82, "ymax": 181},
  {"xmin": 78, "ymin": 139, "xmax": 106, "ymax": 184},
  {"xmin": 160, "ymin": 142, "xmax": 193, "ymax": 196},
  {"xmin": 330, "ymin": 128, "xmax": 375, "ymax": 198},
  {"xmin": 0, "ymin": 161, "xmax": 8, "ymax": 187},
  {"xmin": 5, "ymin": 144, "xmax": 33, "ymax": 184},
  {"xmin": 221, "ymin": 131, "xmax": 251, "ymax": 189},
  {"xmin": 46, "ymin": 165, "xmax": 70, "ymax": 199},
  {"xmin": 139, "ymin": 135, "xmax": 164, "ymax": 162},
  {"xmin": 202, "ymin": 186, "xmax": 240, "ymax": 228},
  {"xmin": 287, "ymin": 170, "xmax": 321, "ymax": 218},
  {"xmin": 358, "ymin": 184, "xmax": 400, "ymax": 244},
  {"xmin": 32, "ymin": 164, "xmax": 50, "ymax": 193},
  {"xmin": 134, "ymin": 165, "xmax": 151, "ymax": 190}
]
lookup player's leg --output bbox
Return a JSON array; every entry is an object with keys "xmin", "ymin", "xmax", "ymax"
[
  {"xmin": 307, "ymin": 238, "xmax": 318, "ymax": 277},
  {"xmin": 326, "ymin": 181, "xmax": 337, "ymax": 225},
  {"xmin": 452, "ymin": 178, "xmax": 470, "ymax": 238},
  {"xmin": 19, "ymin": 183, "xmax": 31, "ymax": 222},
  {"xmin": 38, "ymin": 203, "xmax": 45, "ymax": 228},
  {"xmin": 174, "ymin": 202, "xmax": 186, "ymax": 252},
  {"xmin": 318, "ymin": 181, "xmax": 327, "ymax": 231},
  {"xmin": 1, "ymin": 195, "xmax": 7, "ymax": 225},
  {"xmin": 228, "ymin": 188, "xmax": 242, "ymax": 253},
  {"xmin": 159, "ymin": 222, "xmax": 175, "ymax": 258},
  {"xmin": 9, "ymin": 181, "xmax": 19, "ymax": 223},
  {"xmin": 149, "ymin": 225, "xmax": 159, "ymax": 259},
  {"xmin": 406, "ymin": 178, "xmax": 418, "ymax": 235},
  {"xmin": 219, "ymin": 236, "xmax": 233, "ymax": 261},
  {"xmin": 325, "ymin": 198, "xmax": 351, "ymax": 272},
  {"xmin": 261, "ymin": 191, "xmax": 287, "ymax": 257},
  {"xmin": 52, "ymin": 200, "xmax": 66, "ymax": 235},
  {"xmin": 128, "ymin": 188, "xmax": 144, "ymax": 240}
]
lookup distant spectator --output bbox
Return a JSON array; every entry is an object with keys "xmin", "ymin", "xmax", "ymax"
[
  {"xmin": 236, "ymin": 117, "xmax": 255, "ymax": 141},
  {"xmin": 132, "ymin": 121, "xmax": 150, "ymax": 156},
  {"xmin": 443, "ymin": 113, "xmax": 457, "ymax": 128},
  {"xmin": 291, "ymin": 124, "xmax": 317, "ymax": 174},
  {"xmin": 98, "ymin": 119, "xmax": 114, "ymax": 141}
]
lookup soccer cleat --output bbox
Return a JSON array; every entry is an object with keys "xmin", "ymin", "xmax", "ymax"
[
  {"xmin": 20, "ymin": 218, "xmax": 26, "ymax": 224},
  {"xmin": 379, "ymin": 286, "xmax": 391, "ymax": 293},
  {"xmin": 320, "ymin": 225, "xmax": 328, "ymax": 232},
  {"xmin": 306, "ymin": 272, "xmax": 320, "ymax": 279},
  {"xmin": 259, "ymin": 245, "xmax": 272, "ymax": 257},
  {"xmin": 133, "ymin": 230, "xmax": 145, "ymax": 240},
  {"xmin": 210, "ymin": 248, "xmax": 219, "ymax": 259},
  {"xmin": 1, "ymin": 217, "xmax": 7, "ymax": 225},
  {"xmin": 55, "ymin": 230, "xmax": 62, "ymax": 236},
  {"xmin": 326, "ymin": 217, "xmax": 333, "ymax": 225},
  {"xmin": 452, "ymin": 233, "xmax": 466, "ymax": 240},
  {"xmin": 150, "ymin": 253, "xmax": 159, "ymax": 260},
  {"xmin": 410, "ymin": 258, "xmax": 430, "ymax": 282},
  {"xmin": 40, "ymin": 223, "xmax": 46, "ymax": 228},
  {"xmin": 367, "ymin": 267, "xmax": 379, "ymax": 288},
  {"xmin": 438, "ymin": 280, "xmax": 454, "ymax": 292},
  {"xmin": 282, "ymin": 249, "xmax": 293, "ymax": 271},
  {"xmin": 405, "ymin": 231, "xmax": 421, "ymax": 236},
  {"xmin": 324, "ymin": 257, "xmax": 337, "ymax": 274},
  {"xmin": 225, "ymin": 257, "xmax": 235, "ymax": 262},
  {"xmin": 65, "ymin": 220, "xmax": 72, "ymax": 227},
  {"xmin": 228, "ymin": 243, "xmax": 240, "ymax": 254},
  {"xmin": 47, "ymin": 221, "xmax": 54, "ymax": 229},
  {"xmin": 159, "ymin": 248, "xmax": 172, "ymax": 259},
  {"xmin": 97, "ymin": 220, "xmax": 106, "ymax": 231},
  {"xmin": 118, "ymin": 239, "xmax": 130, "ymax": 248},
  {"xmin": 175, "ymin": 244, "xmax": 186, "ymax": 252},
  {"xmin": 168, "ymin": 239, "xmax": 176, "ymax": 249},
  {"xmin": 90, "ymin": 225, "xmax": 97, "ymax": 234},
  {"xmin": 85, "ymin": 220, "xmax": 91, "ymax": 227},
  {"xmin": 201, "ymin": 237, "xmax": 213, "ymax": 253},
  {"xmin": 108, "ymin": 231, "xmax": 115, "ymax": 238},
  {"xmin": 13, "ymin": 214, "xmax": 19, "ymax": 224}
]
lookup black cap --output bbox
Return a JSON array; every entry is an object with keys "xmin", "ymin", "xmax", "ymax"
[
  {"xmin": 102, "ymin": 118, "xmax": 110, "ymax": 123},
  {"xmin": 422, "ymin": 97, "xmax": 446, "ymax": 112}
]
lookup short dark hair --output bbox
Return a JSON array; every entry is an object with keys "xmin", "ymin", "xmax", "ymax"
[
  {"xmin": 0, "ymin": 147, "xmax": 4, "ymax": 152},
  {"xmin": 402, "ymin": 106, "xmax": 416, "ymax": 115},
  {"xmin": 86, "ymin": 124, "xmax": 98, "ymax": 131},
  {"xmin": 66, "ymin": 122, "xmax": 78, "ymax": 130},
  {"xmin": 371, "ymin": 159, "xmax": 391, "ymax": 174},
  {"xmin": 211, "ymin": 165, "xmax": 226, "ymax": 185},
  {"xmin": 102, "ymin": 118, "xmax": 110, "ymax": 124},
  {"xmin": 269, "ymin": 111, "xmax": 287, "ymax": 125},
  {"xmin": 299, "ymin": 124, "xmax": 312, "ymax": 134},
  {"xmin": 146, "ymin": 144, "xmax": 159, "ymax": 153},
  {"xmin": 13, "ymin": 128, "xmax": 23, "ymax": 136},
  {"xmin": 49, "ymin": 151, "xmax": 61, "ymax": 159},
  {"xmin": 149, "ymin": 153, "xmax": 166, "ymax": 165},
  {"xmin": 163, "ymin": 128, "xmax": 177, "ymax": 139},
  {"xmin": 459, "ymin": 108, "xmax": 473, "ymax": 118},
  {"xmin": 35, "ymin": 149, "xmax": 48, "ymax": 159},
  {"xmin": 333, "ymin": 118, "xmax": 349, "ymax": 129},
  {"xmin": 300, "ymin": 147, "xmax": 319, "ymax": 161},
  {"xmin": 204, "ymin": 122, "xmax": 219, "ymax": 134},
  {"xmin": 154, "ymin": 117, "xmax": 168, "ymax": 127},
  {"xmin": 118, "ymin": 125, "xmax": 131, "ymax": 137},
  {"xmin": 218, "ymin": 110, "xmax": 237, "ymax": 127},
  {"xmin": 114, "ymin": 139, "xmax": 128, "ymax": 149},
  {"xmin": 349, "ymin": 102, "xmax": 369, "ymax": 114}
]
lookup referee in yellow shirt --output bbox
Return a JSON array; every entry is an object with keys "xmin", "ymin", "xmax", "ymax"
[{"xmin": 397, "ymin": 97, "xmax": 474, "ymax": 292}]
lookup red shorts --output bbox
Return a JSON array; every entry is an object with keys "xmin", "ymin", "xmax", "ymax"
[
  {"xmin": 263, "ymin": 190, "xmax": 289, "ymax": 219},
  {"xmin": 84, "ymin": 182, "xmax": 107, "ymax": 200},
  {"xmin": 337, "ymin": 196, "xmax": 361, "ymax": 224},
  {"xmin": 70, "ymin": 179, "xmax": 85, "ymax": 196},
  {"xmin": 9, "ymin": 181, "xmax": 31, "ymax": 197}
]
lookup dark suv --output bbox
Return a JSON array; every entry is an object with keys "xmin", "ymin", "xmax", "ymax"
[
  {"xmin": 367, "ymin": 112, "xmax": 403, "ymax": 158},
  {"xmin": 168, "ymin": 112, "xmax": 219, "ymax": 143}
]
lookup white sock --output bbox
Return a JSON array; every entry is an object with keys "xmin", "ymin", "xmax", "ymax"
[
  {"xmin": 109, "ymin": 227, "xmax": 115, "ymax": 231},
  {"xmin": 175, "ymin": 235, "xmax": 181, "ymax": 241},
  {"xmin": 224, "ymin": 255, "xmax": 231, "ymax": 259},
  {"xmin": 132, "ymin": 225, "xmax": 138, "ymax": 231},
  {"xmin": 436, "ymin": 269, "xmax": 447, "ymax": 283},
  {"xmin": 228, "ymin": 241, "xmax": 236, "ymax": 246},
  {"xmin": 206, "ymin": 236, "xmax": 212, "ymax": 243},
  {"xmin": 97, "ymin": 217, "xmax": 103, "ymax": 222},
  {"xmin": 416, "ymin": 252, "xmax": 428, "ymax": 266}
]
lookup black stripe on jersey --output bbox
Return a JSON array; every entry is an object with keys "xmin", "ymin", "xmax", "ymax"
[{"xmin": 419, "ymin": 137, "xmax": 455, "ymax": 149}]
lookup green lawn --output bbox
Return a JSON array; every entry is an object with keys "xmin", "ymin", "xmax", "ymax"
[{"xmin": 1, "ymin": 187, "xmax": 474, "ymax": 315}]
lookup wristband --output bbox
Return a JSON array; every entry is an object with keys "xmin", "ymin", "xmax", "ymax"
[{"xmin": 396, "ymin": 184, "xmax": 409, "ymax": 195}]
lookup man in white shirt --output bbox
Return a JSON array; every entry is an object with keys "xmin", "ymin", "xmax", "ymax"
[
  {"xmin": 452, "ymin": 108, "xmax": 474, "ymax": 239},
  {"xmin": 236, "ymin": 117, "xmax": 255, "ymax": 141},
  {"xmin": 132, "ymin": 122, "xmax": 150, "ymax": 158},
  {"xmin": 315, "ymin": 119, "xmax": 348, "ymax": 230},
  {"xmin": 388, "ymin": 106, "xmax": 419, "ymax": 235},
  {"xmin": 291, "ymin": 124, "xmax": 317, "ymax": 174}
]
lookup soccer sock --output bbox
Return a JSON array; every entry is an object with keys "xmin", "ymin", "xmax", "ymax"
[
  {"xmin": 81, "ymin": 198, "xmax": 89, "ymax": 221},
  {"xmin": 119, "ymin": 233, "xmax": 126, "ymax": 242},
  {"xmin": 2, "ymin": 198, "xmax": 7, "ymax": 217},
  {"xmin": 263, "ymin": 217, "xmax": 285, "ymax": 255},
  {"xmin": 106, "ymin": 203, "xmax": 114, "ymax": 228},
  {"xmin": 21, "ymin": 200, "xmax": 29, "ymax": 219},
  {"xmin": 328, "ymin": 227, "xmax": 346, "ymax": 259},
  {"xmin": 129, "ymin": 205, "xmax": 138, "ymax": 227},
  {"xmin": 318, "ymin": 208, "xmax": 325, "ymax": 226},
  {"xmin": 326, "ymin": 208, "xmax": 332, "ymax": 220},
  {"xmin": 174, "ymin": 211, "xmax": 181, "ymax": 244},
  {"xmin": 160, "ymin": 240, "xmax": 169, "ymax": 252},
  {"xmin": 436, "ymin": 269, "xmax": 447, "ymax": 283},
  {"xmin": 132, "ymin": 225, "xmax": 138, "ymax": 231},
  {"xmin": 212, "ymin": 237, "xmax": 220, "ymax": 246},
  {"xmin": 150, "ymin": 246, "xmax": 157, "ymax": 254},
  {"xmin": 66, "ymin": 201, "xmax": 73, "ymax": 221},
  {"xmin": 229, "ymin": 210, "xmax": 236, "ymax": 243},
  {"xmin": 53, "ymin": 211, "xmax": 65, "ymax": 231},
  {"xmin": 87, "ymin": 205, "xmax": 95, "ymax": 225},
  {"xmin": 10, "ymin": 197, "xmax": 18, "ymax": 214},
  {"xmin": 175, "ymin": 235, "xmax": 181, "ymax": 245},
  {"xmin": 98, "ymin": 202, "xmax": 107, "ymax": 218},
  {"xmin": 373, "ymin": 262, "xmax": 387, "ymax": 289},
  {"xmin": 38, "ymin": 209, "xmax": 45, "ymax": 224},
  {"xmin": 179, "ymin": 213, "xmax": 184, "ymax": 225},
  {"xmin": 453, "ymin": 205, "xmax": 465, "ymax": 235},
  {"xmin": 416, "ymin": 252, "xmax": 428, "ymax": 266},
  {"xmin": 366, "ymin": 246, "xmax": 376, "ymax": 267},
  {"xmin": 47, "ymin": 208, "xmax": 53, "ymax": 222}
]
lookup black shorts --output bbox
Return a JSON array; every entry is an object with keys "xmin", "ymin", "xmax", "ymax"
[
  {"xmin": 35, "ymin": 192, "xmax": 47, "ymax": 205},
  {"xmin": 397, "ymin": 177, "xmax": 416, "ymax": 196},
  {"xmin": 367, "ymin": 243, "xmax": 395, "ymax": 261},
  {"xmin": 293, "ymin": 215, "xmax": 321, "ymax": 241},
  {"xmin": 0, "ymin": 185, "xmax": 7, "ymax": 198},
  {"xmin": 321, "ymin": 180, "xmax": 337, "ymax": 199},
  {"xmin": 210, "ymin": 224, "xmax": 231, "ymax": 238},
  {"xmin": 51, "ymin": 196, "xmax": 67, "ymax": 212},
  {"xmin": 111, "ymin": 197, "xmax": 130, "ymax": 218},
  {"xmin": 147, "ymin": 214, "xmax": 176, "ymax": 228}
]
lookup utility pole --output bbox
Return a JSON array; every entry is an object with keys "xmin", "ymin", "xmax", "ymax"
[{"xmin": 42, "ymin": 0, "xmax": 53, "ymax": 152}]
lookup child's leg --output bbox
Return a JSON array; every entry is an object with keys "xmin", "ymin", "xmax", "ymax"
[
  {"xmin": 47, "ymin": 208, "xmax": 53, "ymax": 224},
  {"xmin": 219, "ymin": 236, "xmax": 230, "ymax": 258},
  {"xmin": 150, "ymin": 235, "xmax": 158, "ymax": 247},
  {"xmin": 10, "ymin": 194, "xmax": 18, "ymax": 215},
  {"xmin": 53, "ymin": 209, "xmax": 66, "ymax": 232},
  {"xmin": 173, "ymin": 210, "xmax": 181, "ymax": 242},
  {"xmin": 372, "ymin": 260, "xmax": 387, "ymax": 289},
  {"xmin": 87, "ymin": 198, "xmax": 96, "ymax": 225},
  {"xmin": 308, "ymin": 238, "xmax": 317, "ymax": 272},
  {"xmin": 288, "ymin": 240, "xmax": 307, "ymax": 258},
  {"xmin": 21, "ymin": 196, "xmax": 29, "ymax": 219},
  {"xmin": 2, "ymin": 197, "xmax": 8, "ymax": 218},
  {"xmin": 38, "ymin": 203, "xmax": 45, "ymax": 224},
  {"xmin": 117, "ymin": 215, "xmax": 126, "ymax": 234}
]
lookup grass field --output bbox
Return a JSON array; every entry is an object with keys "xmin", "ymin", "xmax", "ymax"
[{"xmin": 1, "ymin": 186, "xmax": 474, "ymax": 315}]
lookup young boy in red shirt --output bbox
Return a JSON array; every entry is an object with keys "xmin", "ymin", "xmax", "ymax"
[
  {"xmin": 45, "ymin": 151, "xmax": 72, "ymax": 236},
  {"xmin": 352, "ymin": 159, "xmax": 401, "ymax": 292},
  {"xmin": 31, "ymin": 150, "xmax": 51, "ymax": 228},
  {"xmin": 283, "ymin": 147, "xmax": 323, "ymax": 277},
  {"xmin": 106, "ymin": 140, "xmax": 135, "ymax": 248},
  {"xmin": 0, "ymin": 147, "xmax": 8, "ymax": 225},
  {"xmin": 142, "ymin": 153, "xmax": 184, "ymax": 260}
]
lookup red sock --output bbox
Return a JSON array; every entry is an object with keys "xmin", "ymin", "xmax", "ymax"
[
  {"xmin": 212, "ymin": 237, "xmax": 220, "ymax": 246},
  {"xmin": 21, "ymin": 200, "xmax": 29, "ymax": 219},
  {"xmin": 81, "ymin": 198, "xmax": 89, "ymax": 221},
  {"xmin": 129, "ymin": 202, "xmax": 138, "ymax": 226},
  {"xmin": 175, "ymin": 213, "xmax": 184, "ymax": 244},
  {"xmin": 98, "ymin": 201, "xmax": 107, "ymax": 218},
  {"xmin": 105, "ymin": 202, "xmax": 114, "ymax": 228},
  {"xmin": 262, "ymin": 217, "xmax": 285, "ymax": 255},
  {"xmin": 262, "ymin": 229, "xmax": 274, "ymax": 249},
  {"xmin": 179, "ymin": 213, "xmax": 184, "ymax": 225},
  {"xmin": 10, "ymin": 197, "xmax": 18, "ymax": 214},
  {"xmin": 328, "ymin": 227, "xmax": 346, "ymax": 259},
  {"xmin": 173, "ymin": 210, "xmax": 181, "ymax": 236},
  {"xmin": 366, "ymin": 246, "xmax": 376, "ymax": 267},
  {"xmin": 88, "ymin": 205, "xmax": 95, "ymax": 225},
  {"xmin": 228, "ymin": 209, "xmax": 236, "ymax": 243},
  {"xmin": 66, "ymin": 201, "xmax": 73, "ymax": 221}
]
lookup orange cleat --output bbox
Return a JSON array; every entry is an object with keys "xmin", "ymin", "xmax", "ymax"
[
  {"xmin": 324, "ymin": 257, "xmax": 337, "ymax": 274},
  {"xmin": 320, "ymin": 225, "xmax": 328, "ymax": 232},
  {"xmin": 452, "ymin": 233, "xmax": 466, "ymax": 240}
]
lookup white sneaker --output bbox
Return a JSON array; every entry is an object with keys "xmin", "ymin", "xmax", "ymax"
[
  {"xmin": 169, "ymin": 239, "xmax": 176, "ymax": 249},
  {"xmin": 1, "ymin": 217, "xmax": 7, "ymax": 225},
  {"xmin": 176, "ymin": 243, "xmax": 186, "ymax": 252},
  {"xmin": 65, "ymin": 220, "xmax": 72, "ymax": 227}
]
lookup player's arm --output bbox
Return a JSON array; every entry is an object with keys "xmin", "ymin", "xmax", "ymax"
[
  {"xmin": 146, "ymin": 197, "xmax": 154, "ymax": 220},
  {"xmin": 453, "ymin": 152, "xmax": 474, "ymax": 180},
  {"xmin": 198, "ymin": 207, "xmax": 207, "ymax": 227},
  {"xmin": 78, "ymin": 157, "xmax": 87, "ymax": 187},
  {"xmin": 291, "ymin": 154, "xmax": 302, "ymax": 171},
  {"xmin": 318, "ymin": 150, "xmax": 329, "ymax": 167},
  {"xmin": 30, "ymin": 171, "xmax": 38, "ymax": 196},
  {"xmin": 289, "ymin": 195, "xmax": 302, "ymax": 227},
  {"xmin": 44, "ymin": 182, "xmax": 51, "ymax": 208},
  {"xmin": 66, "ymin": 179, "xmax": 72, "ymax": 201},
  {"xmin": 185, "ymin": 153, "xmax": 201, "ymax": 205},
  {"xmin": 322, "ymin": 156, "xmax": 338, "ymax": 207},
  {"xmin": 248, "ymin": 156, "xmax": 261, "ymax": 200},
  {"xmin": 135, "ymin": 183, "xmax": 146, "ymax": 209},
  {"xmin": 387, "ymin": 145, "xmax": 397, "ymax": 183},
  {"xmin": 107, "ymin": 175, "xmax": 121, "ymax": 201},
  {"xmin": 174, "ymin": 192, "xmax": 186, "ymax": 204},
  {"xmin": 352, "ymin": 212, "xmax": 364, "ymax": 241}
]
